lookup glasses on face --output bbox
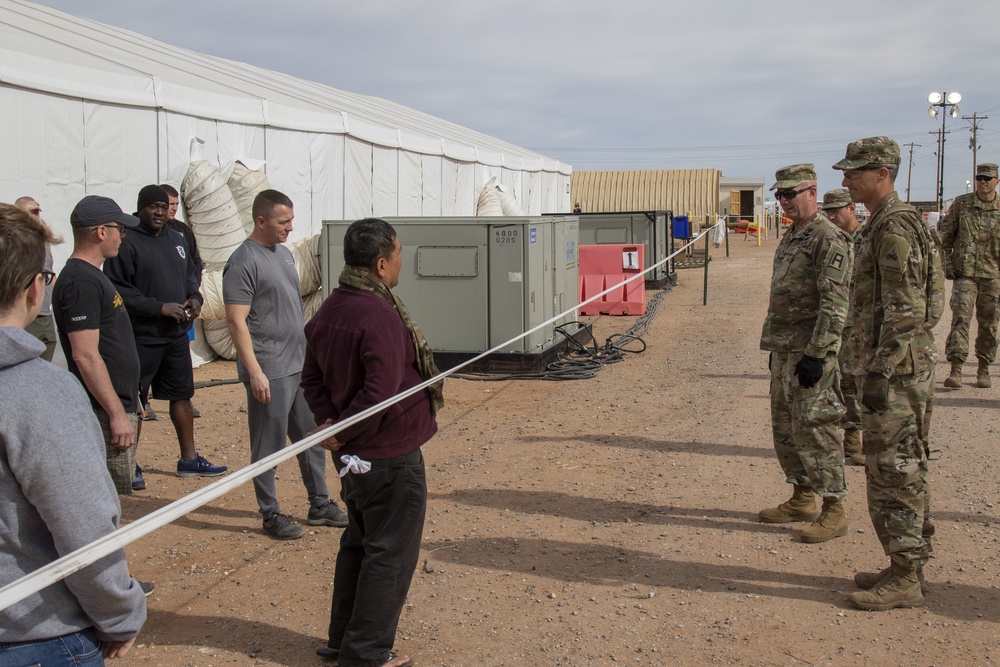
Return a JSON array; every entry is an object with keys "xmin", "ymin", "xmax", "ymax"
[
  {"xmin": 775, "ymin": 186, "xmax": 813, "ymax": 201},
  {"xmin": 22, "ymin": 270, "xmax": 56, "ymax": 290},
  {"xmin": 976, "ymin": 175, "xmax": 995, "ymax": 182},
  {"xmin": 98, "ymin": 223, "xmax": 126, "ymax": 233}
]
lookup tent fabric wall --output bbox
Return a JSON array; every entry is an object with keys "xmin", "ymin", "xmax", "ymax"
[{"xmin": 0, "ymin": 0, "xmax": 571, "ymax": 257}]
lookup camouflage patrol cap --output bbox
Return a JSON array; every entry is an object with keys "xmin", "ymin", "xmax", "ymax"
[
  {"xmin": 977, "ymin": 163, "xmax": 999, "ymax": 178},
  {"xmin": 821, "ymin": 188, "xmax": 852, "ymax": 210},
  {"xmin": 770, "ymin": 163, "xmax": 816, "ymax": 191},
  {"xmin": 832, "ymin": 136, "xmax": 901, "ymax": 170}
]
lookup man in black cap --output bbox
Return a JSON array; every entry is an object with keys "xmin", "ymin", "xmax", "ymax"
[
  {"xmin": 53, "ymin": 196, "xmax": 144, "ymax": 496},
  {"xmin": 103, "ymin": 185, "xmax": 227, "ymax": 481}
]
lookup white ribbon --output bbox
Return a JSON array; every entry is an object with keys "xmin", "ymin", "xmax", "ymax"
[{"xmin": 339, "ymin": 454, "xmax": 372, "ymax": 477}]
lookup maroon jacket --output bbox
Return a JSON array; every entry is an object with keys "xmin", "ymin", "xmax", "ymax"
[{"xmin": 302, "ymin": 284, "xmax": 437, "ymax": 459}]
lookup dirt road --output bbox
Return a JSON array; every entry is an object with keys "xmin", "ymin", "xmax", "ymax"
[{"xmin": 119, "ymin": 233, "xmax": 1000, "ymax": 666}]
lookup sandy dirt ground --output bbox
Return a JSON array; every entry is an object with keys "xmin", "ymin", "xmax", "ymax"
[{"xmin": 114, "ymin": 232, "xmax": 1000, "ymax": 666}]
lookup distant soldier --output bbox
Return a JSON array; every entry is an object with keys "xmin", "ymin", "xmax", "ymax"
[
  {"xmin": 939, "ymin": 163, "xmax": 1000, "ymax": 389},
  {"xmin": 759, "ymin": 164, "xmax": 853, "ymax": 544},
  {"xmin": 15, "ymin": 196, "xmax": 59, "ymax": 361},
  {"xmin": 821, "ymin": 188, "xmax": 865, "ymax": 466},
  {"xmin": 834, "ymin": 136, "xmax": 944, "ymax": 611}
]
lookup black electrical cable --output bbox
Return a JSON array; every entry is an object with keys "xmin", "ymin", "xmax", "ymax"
[{"xmin": 453, "ymin": 283, "xmax": 673, "ymax": 382}]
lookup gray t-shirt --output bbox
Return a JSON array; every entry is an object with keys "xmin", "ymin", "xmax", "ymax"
[{"xmin": 223, "ymin": 239, "xmax": 306, "ymax": 381}]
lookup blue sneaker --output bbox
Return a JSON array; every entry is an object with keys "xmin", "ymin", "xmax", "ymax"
[
  {"xmin": 132, "ymin": 464, "xmax": 146, "ymax": 491},
  {"xmin": 176, "ymin": 453, "xmax": 227, "ymax": 477}
]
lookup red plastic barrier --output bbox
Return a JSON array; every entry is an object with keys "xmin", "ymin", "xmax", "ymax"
[{"xmin": 578, "ymin": 244, "xmax": 646, "ymax": 316}]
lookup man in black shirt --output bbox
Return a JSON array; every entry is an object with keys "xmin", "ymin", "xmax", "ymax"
[
  {"xmin": 104, "ymin": 185, "xmax": 226, "ymax": 479},
  {"xmin": 52, "ymin": 196, "xmax": 142, "ymax": 495}
]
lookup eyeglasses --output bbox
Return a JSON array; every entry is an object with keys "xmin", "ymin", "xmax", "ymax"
[
  {"xmin": 22, "ymin": 270, "xmax": 56, "ymax": 290},
  {"xmin": 975, "ymin": 175, "xmax": 995, "ymax": 182},
  {"xmin": 97, "ymin": 223, "xmax": 126, "ymax": 233},
  {"xmin": 775, "ymin": 186, "xmax": 813, "ymax": 201}
]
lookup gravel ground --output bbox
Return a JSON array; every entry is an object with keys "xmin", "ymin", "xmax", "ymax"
[{"xmin": 116, "ymin": 233, "xmax": 1000, "ymax": 666}]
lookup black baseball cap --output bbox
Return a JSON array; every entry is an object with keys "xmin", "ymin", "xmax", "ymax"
[{"xmin": 71, "ymin": 195, "xmax": 141, "ymax": 229}]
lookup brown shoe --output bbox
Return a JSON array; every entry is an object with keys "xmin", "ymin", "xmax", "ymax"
[
  {"xmin": 758, "ymin": 485, "xmax": 819, "ymax": 523},
  {"xmin": 849, "ymin": 566, "xmax": 924, "ymax": 610},
  {"xmin": 855, "ymin": 565, "xmax": 925, "ymax": 591},
  {"xmin": 944, "ymin": 361, "xmax": 963, "ymax": 389},
  {"xmin": 848, "ymin": 451, "xmax": 866, "ymax": 466},
  {"xmin": 977, "ymin": 362, "xmax": 992, "ymax": 388},
  {"xmin": 800, "ymin": 497, "xmax": 847, "ymax": 543},
  {"xmin": 843, "ymin": 429, "xmax": 862, "ymax": 458}
]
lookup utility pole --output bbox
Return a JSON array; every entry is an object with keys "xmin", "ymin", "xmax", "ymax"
[
  {"xmin": 903, "ymin": 142, "xmax": 920, "ymax": 203},
  {"xmin": 963, "ymin": 112, "xmax": 988, "ymax": 174},
  {"xmin": 929, "ymin": 128, "xmax": 945, "ymax": 210}
]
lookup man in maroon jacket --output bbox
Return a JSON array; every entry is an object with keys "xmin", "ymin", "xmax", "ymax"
[{"xmin": 302, "ymin": 218, "xmax": 443, "ymax": 667}]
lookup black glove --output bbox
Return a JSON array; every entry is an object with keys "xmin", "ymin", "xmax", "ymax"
[
  {"xmin": 861, "ymin": 373, "xmax": 889, "ymax": 412},
  {"xmin": 794, "ymin": 354, "xmax": 824, "ymax": 388}
]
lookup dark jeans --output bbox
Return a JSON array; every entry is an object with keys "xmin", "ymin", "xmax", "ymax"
[
  {"xmin": 329, "ymin": 448, "xmax": 426, "ymax": 667},
  {"xmin": 0, "ymin": 627, "xmax": 103, "ymax": 666}
]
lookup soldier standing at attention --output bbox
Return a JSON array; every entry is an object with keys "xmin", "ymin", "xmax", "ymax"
[
  {"xmin": 759, "ymin": 165, "xmax": 853, "ymax": 543},
  {"xmin": 939, "ymin": 163, "xmax": 1000, "ymax": 389},
  {"xmin": 821, "ymin": 188, "xmax": 866, "ymax": 466},
  {"xmin": 834, "ymin": 136, "xmax": 944, "ymax": 611}
]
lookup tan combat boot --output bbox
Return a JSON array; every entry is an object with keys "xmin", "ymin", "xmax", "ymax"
[
  {"xmin": 855, "ymin": 565, "xmax": 925, "ymax": 591},
  {"xmin": 800, "ymin": 497, "xmax": 848, "ymax": 543},
  {"xmin": 944, "ymin": 361, "xmax": 963, "ymax": 388},
  {"xmin": 843, "ymin": 429, "xmax": 863, "ymax": 465},
  {"xmin": 758, "ymin": 485, "xmax": 819, "ymax": 523},
  {"xmin": 977, "ymin": 361, "xmax": 991, "ymax": 388},
  {"xmin": 849, "ymin": 565, "xmax": 924, "ymax": 610}
]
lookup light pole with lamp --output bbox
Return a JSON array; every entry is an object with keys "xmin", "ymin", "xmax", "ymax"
[{"xmin": 928, "ymin": 91, "xmax": 961, "ymax": 213}]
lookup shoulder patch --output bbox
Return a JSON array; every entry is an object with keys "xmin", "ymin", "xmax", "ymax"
[
  {"xmin": 822, "ymin": 240, "xmax": 850, "ymax": 284},
  {"xmin": 879, "ymin": 233, "xmax": 910, "ymax": 276}
]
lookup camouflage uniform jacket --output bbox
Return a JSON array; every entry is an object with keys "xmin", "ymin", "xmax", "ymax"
[
  {"xmin": 840, "ymin": 224, "xmax": 867, "ymax": 376},
  {"xmin": 850, "ymin": 192, "xmax": 945, "ymax": 378},
  {"xmin": 760, "ymin": 210, "xmax": 852, "ymax": 358},
  {"xmin": 939, "ymin": 191, "xmax": 1000, "ymax": 278}
]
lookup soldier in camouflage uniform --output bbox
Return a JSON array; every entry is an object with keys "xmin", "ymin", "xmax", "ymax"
[
  {"xmin": 833, "ymin": 136, "xmax": 944, "ymax": 611},
  {"xmin": 822, "ymin": 189, "xmax": 866, "ymax": 466},
  {"xmin": 759, "ymin": 165, "xmax": 853, "ymax": 544},
  {"xmin": 940, "ymin": 163, "xmax": 1000, "ymax": 389}
]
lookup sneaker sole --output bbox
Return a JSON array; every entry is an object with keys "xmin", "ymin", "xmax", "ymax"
[
  {"xmin": 264, "ymin": 529, "xmax": 305, "ymax": 540},
  {"xmin": 176, "ymin": 471, "xmax": 226, "ymax": 478},
  {"xmin": 307, "ymin": 517, "xmax": 349, "ymax": 527}
]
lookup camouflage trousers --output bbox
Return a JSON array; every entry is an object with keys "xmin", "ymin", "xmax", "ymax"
[
  {"xmin": 857, "ymin": 369, "xmax": 934, "ymax": 566},
  {"xmin": 839, "ymin": 354, "xmax": 862, "ymax": 432},
  {"xmin": 945, "ymin": 277, "xmax": 1000, "ymax": 363},
  {"xmin": 769, "ymin": 351, "xmax": 847, "ymax": 499}
]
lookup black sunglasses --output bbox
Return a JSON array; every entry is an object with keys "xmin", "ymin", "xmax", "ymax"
[
  {"xmin": 775, "ymin": 186, "xmax": 813, "ymax": 201},
  {"xmin": 976, "ymin": 175, "xmax": 995, "ymax": 182}
]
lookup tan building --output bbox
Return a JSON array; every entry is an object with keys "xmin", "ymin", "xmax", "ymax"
[{"xmin": 570, "ymin": 169, "xmax": 721, "ymax": 226}]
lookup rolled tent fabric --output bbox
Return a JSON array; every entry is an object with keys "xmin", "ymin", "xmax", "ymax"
[
  {"xmin": 228, "ymin": 160, "xmax": 271, "ymax": 237},
  {"xmin": 288, "ymin": 234, "xmax": 321, "ymax": 297},
  {"xmin": 476, "ymin": 179, "xmax": 504, "ymax": 216},
  {"xmin": 302, "ymin": 290, "xmax": 325, "ymax": 324},
  {"xmin": 202, "ymin": 318, "xmax": 236, "ymax": 361},
  {"xmin": 198, "ymin": 270, "xmax": 227, "ymax": 321},
  {"xmin": 181, "ymin": 160, "xmax": 245, "ymax": 272},
  {"xmin": 498, "ymin": 187, "xmax": 524, "ymax": 216}
]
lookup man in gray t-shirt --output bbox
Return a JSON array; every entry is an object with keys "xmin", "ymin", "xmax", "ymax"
[{"xmin": 223, "ymin": 189, "xmax": 347, "ymax": 540}]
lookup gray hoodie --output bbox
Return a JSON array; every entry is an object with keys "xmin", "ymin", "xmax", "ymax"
[{"xmin": 0, "ymin": 326, "xmax": 146, "ymax": 642}]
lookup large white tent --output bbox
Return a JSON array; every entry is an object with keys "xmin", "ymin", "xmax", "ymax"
[{"xmin": 0, "ymin": 0, "xmax": 572, "ymax": 272}]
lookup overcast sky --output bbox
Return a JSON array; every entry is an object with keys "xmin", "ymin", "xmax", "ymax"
[{"xmin": 32, "ymin": 0, "xmax": 1000, "ymax": 205}]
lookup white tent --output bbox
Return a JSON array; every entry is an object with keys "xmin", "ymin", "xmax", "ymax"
[{"xmin": 0, "ymin": 0, "xmax": 572, "ymax": 273}]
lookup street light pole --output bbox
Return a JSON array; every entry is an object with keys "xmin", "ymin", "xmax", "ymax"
[{"xmin": 928, "ymin": 91, "xmax": 961, "ymax": 214}]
